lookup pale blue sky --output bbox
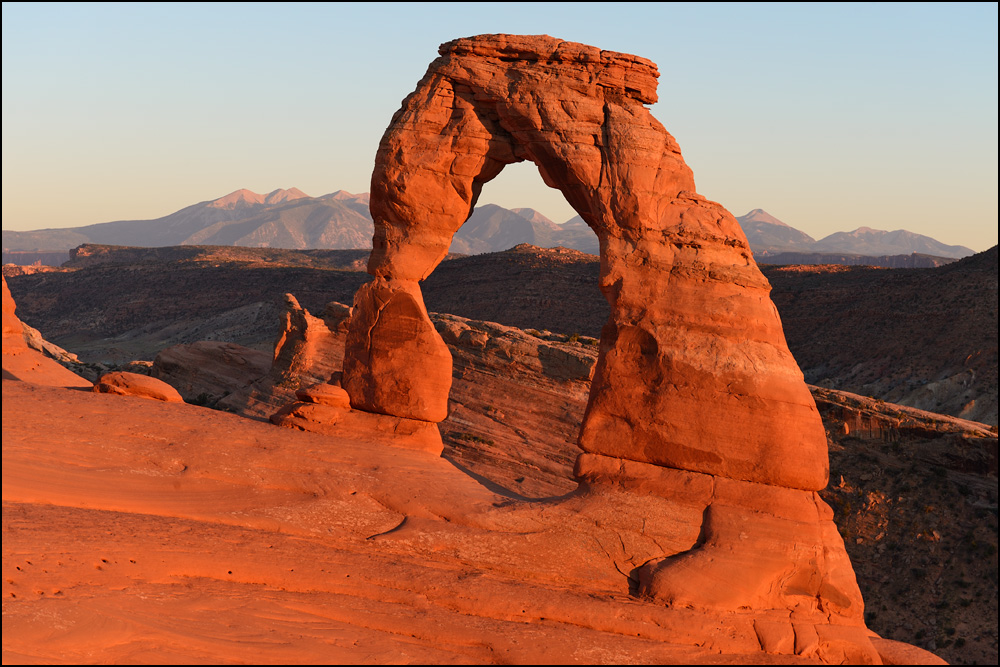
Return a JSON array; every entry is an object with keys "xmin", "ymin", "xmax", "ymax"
[{"xmin": 3, "ymin": 2, "xmax": 997, "ymax": 250}]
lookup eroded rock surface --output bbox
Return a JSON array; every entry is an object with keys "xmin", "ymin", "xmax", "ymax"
[
  {"xmin": 343, "ymin": 279, "xmax": 451, "ymax": 422},
  {"xmin": 5, "ymin": 379, "xmax": 927, "ymax": 666},
  {"xmin": 92, "ymin": 371, "xmax": 184, "ymax": 403},
  {"xmin": 2, "ymin": 275, "xmax": 26, "ymax": 352},
  {"xmin": 2, "ymin": 275, "xmax": 91, "ymax": 388},
  {"xmin": 342, "ymin": 32, "xmax": 859, "ymax": 629},
  {"xmin": 152, "ymin": 341, "xmax": 271, "ymax": 405},
  {"xmin": 214, "ymin": 295, "xmax": 348, "ymax": 419},
  {"xmin": 100, "ymin": 300, "xmax": 989, "ymax": 662}
]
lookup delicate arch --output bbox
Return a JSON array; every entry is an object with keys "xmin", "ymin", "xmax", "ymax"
[{"xmin": 347, "ymin": 34, "xmax": 829, "ymax": 491}]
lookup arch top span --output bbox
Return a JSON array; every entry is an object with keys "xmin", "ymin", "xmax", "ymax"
[
  {"xmin": 368, "ymin": 33, "xmax": 694, "ymax": 282},
  {"xmin": 438, "ymin": 34, "xmax": 661, "ymax": 106}
]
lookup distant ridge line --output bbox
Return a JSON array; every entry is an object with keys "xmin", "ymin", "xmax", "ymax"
[{"xmin": 1, "ymin": 189, "xmax": 976, "ymax": 264}]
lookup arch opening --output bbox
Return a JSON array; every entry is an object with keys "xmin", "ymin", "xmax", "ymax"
[{"xmin": 448, "ymin": 159, "xmax": 598, "ymax": 256}]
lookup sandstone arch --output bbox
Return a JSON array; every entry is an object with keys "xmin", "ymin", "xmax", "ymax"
[
  {"xmin": 346, "ymin": 34, "xmax": 826, "ymax": 490},
  {"xmin": 342, "ymin": 34, "xmax": 866, "ymax": 619}
]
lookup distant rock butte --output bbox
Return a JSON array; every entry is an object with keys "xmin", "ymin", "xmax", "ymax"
[{"xmin": 316, "ymin": 31, "xmax": 875, "ymax": 649}]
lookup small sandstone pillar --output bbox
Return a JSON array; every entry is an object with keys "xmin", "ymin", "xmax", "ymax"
[{"xmin": 343, "ymin": 278, "xmax": 451, "ymax": 423}]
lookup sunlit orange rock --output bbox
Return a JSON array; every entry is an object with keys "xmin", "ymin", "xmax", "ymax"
[
  {"xmin": 217, "ymin": 295, "xmax": 349, "ymax": 419},
  {"xmin": 343, "ymin": 279, "xmax": 451, "ymax": 422},
  {"xmin": 348, "ymin": 33, "xmax": 861, "ymax": 622},
  {"xmin": 295, "ymin": 382, "xmax": 351, "ymax": 408},
  {"xmin": 2, "ymin": 275, "xmax": 26, "ymax": 349},
  {"xmin": 93, "ymin": 371, "xmax": 184, "ymax": 403},
  {"xmin": 2, "ymin": 275, "xmax": 91, "ymax": 388},
  {"xmin": 269, "ymin": 397, "xmax": 444, "ymax": 455}
]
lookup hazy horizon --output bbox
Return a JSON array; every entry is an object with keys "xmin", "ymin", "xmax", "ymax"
[{"xmin": 3, "ymin": 3, "xmax": 997, "ymax": 251}]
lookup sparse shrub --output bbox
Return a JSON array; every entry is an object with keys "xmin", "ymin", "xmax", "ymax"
[
  {"xmin": 455, "ymin": 433, "xmax": 495, "ymax": 446},
  {"xmin": 187, "ymin": 392, "xmax": 216, "ymax": 407},
  {"xmin": 567, "ymin": 332, "xmax": 580, "ymax": 343}
]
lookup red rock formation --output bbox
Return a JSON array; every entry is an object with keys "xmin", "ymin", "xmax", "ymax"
[
  {"xmin": 2, "ymin": 275, "xmax": 26, "ymax": 350},
  {"xmin": 92, "ymin": 371, "xmax": 184, "ymax": 403},
  {"xmin": 2, "ymin": 275, "xmax": 90, "ymax": 388},
  {"xmin": 269, "ymin": 398, "xmax": 444, "ymax": 455},
  {"xmin": 343, "ymin": 279, "xmax": 451, "ymax": 422},
  {"xmin": 216, "ymin": 295, "xmax": 349, "ymax": 419},
  {"xmin": 345, "ymin": 33, "xmax": 862, "ymax": 626},
  {"xmin": 8, "ymin": 378, "xmax": 952, "ymax": 665},
  {"xmin": 212, "ymin": 295, "xmax": 595, "ymax": 496},
  {"xmin": 256, "ymin": 293, "xmax": 446, "ymax": 453}
]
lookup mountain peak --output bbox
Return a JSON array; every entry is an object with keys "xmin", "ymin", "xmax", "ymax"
[
  {"xmin": 264, "ymin": 188, "xmax": 309, "ymax": 204},
  {"xmin": 511, "ymin": 207, "xmax": 557, "ymax": 228},
  {"xmin": 208, "ymin": 188, "xmax": 309, "ymax": 210},
  {"xmin": 321, "ymin": 190, "xmax": 371, "ymax": 205},
  {"xmin": 738, "ymin": 209, "xmax": 791, "ymax": 228},
  {"xmin": 209, "ymin": 189, "xmax": 267, "ymax": 209}
]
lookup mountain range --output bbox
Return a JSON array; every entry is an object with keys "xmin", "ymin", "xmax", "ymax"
[
  {"xmin": 1, "ymin": 188, "xmax": 975, "ymax": 263},
  {"xmin": 737, "ymin": 209, "xmax": 975, "ymax": 259}
]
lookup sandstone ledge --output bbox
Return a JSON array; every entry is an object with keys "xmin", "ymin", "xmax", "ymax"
[{"xmin": 270, "ymin": 399, "xmax": 444, "ymax": 456}]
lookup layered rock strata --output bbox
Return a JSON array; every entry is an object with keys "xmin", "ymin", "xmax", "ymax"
[
  {"xmin": 165, "ymin": 291, "xmax": 594, "ymax": 495},
  {"xmin": 152, "ymin": 341, "xmax": 271, "ymax": 405},
  {"xmin": 215, "ymin": 295, "xmax": 350, "ymax": 419},
  {"xmin": 343, "ymin": 33, "xmax": 865, "ymax": 624}
]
